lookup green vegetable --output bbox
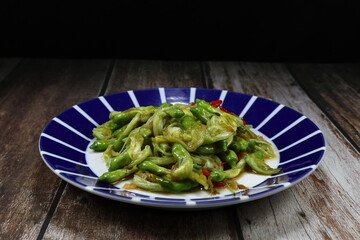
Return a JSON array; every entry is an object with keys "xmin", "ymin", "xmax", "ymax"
[
  {"xmin": 89, "ymin": 139, "xmax": 115, "ymax": 152},
  {"xmin": 98, "ymin": 168, "xmax": 137, "ymax": 184},
  {"xmin": 108, "ymin": 151, "xmax": 132, "ymax": 171},
  {"xmin": 156, "ymin": 177, "xmax": 198, "ymax": 193},
  {"xmin": 138, "ymin": 160, "xmax": 170, "ymax": 175},
  {"xmin": 180, "ymin": 115, "xmax": 198, "ymax": 130},
  {"xmin": 195, "ymin": 140, "xmax": 227, "ymax": 155},
  {"xmin": 210, "ymin": 159, "xmax": 246, "ymax": 182},
  {"xmin": 159, "ymin": 102, "xmax": 172, "ymax": 108},
  {"xmin": 190, "ymin": 106, "xmax": 213, "ymax": 124},
  {"xmin": 165, "ymin": 108, "xmax": 185, "ymax": 118},
  {"xmin": 132, "ymin": 175, "xmax": 166, "ymax": 192},
  {"xmin": 113, "ymin": 113, "xmax": 141, "ymax": 151},
  {"xmin": 112, "ymin": 111, "xmax": 138, "ymax": 126},
  {"xmin": 147, "ymin": 156, "xmax": 177, "ymax": 166},
  {"xmin": 230, "ymin": 137, "xmax": 255, "ymax": 152},
  {"xmin": 92, "ymin": 126, "xmax": 112, "ymax": 140},
  {"xmin": 171, "ymin": 143, "xmax": 194, "ymax": 180},
  {"xmin": 92, "ymin": 98, "xmax": 278, "ymax": 195},
  {"xmin": 245, "ymin": 151, "xmax": 280, "ymax": 175},
  {"xmin": 218, "ymin": 150, "xmax": 238, "ymax": 168}
]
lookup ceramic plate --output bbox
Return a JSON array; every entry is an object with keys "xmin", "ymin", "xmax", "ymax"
[{"xmin": 39, "ymin": 88, "xmax": 326, "ymax": 209}]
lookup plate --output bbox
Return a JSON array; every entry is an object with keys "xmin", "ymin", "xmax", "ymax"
[{"xmin": 39, "ymin": 88, "xmax": 326, "ymax": 209}]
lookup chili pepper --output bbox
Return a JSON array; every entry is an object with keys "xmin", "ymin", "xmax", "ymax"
[
  {"xmin": 237, "ymin": 152, "xmax": 242, "ymax": 162},
  {"xmin": 156, "ymin": 177, "xmax": 198, "ymax": 193},
  {"xmin": 219, "ymin": 106, "xmax": 232, "ymax": 114},
  {"xmin": 190, "ymin": 102, "xmax": 196, "ymax": 106},
  {"xmin": 108, "ymin": 151, "xmax": 132, "ymax": 171},
  {"xmin": 210, "ymin": 159, "xmax": 245, "ymax": 182},
  {"xmin": 164, "ymin": 108, "xmax": 185, "ymax": 118},
  {"xmin": 112, "ymin": 111, "xmax": 138, "ymax": 126},
  {"xmin": 90, "ymin": 139, "xmax": 115, "ymax": 152},
  {"xmin": 195, "ymin": 140, "xmax": 227, "ymax": 155},
  {"xmin": 180, "ymin": 115, "xmax": 198, "ymax": 130},
  {"xmin": 230, "ymin": 137, "xmax": 255, "ymax": 153},
  {"xmin": 218, "ymin": 150, "xmax": 238, "ymax": 168},
  {"xmin": 138, "ymin": 160, "xmax": 170, "ymax": 175},
  {"xmin": 210, "ymin": 170, "xmax": 226, "ymax": 182},
  {"xmin": 209, "ymin": 100, "xmax": 222, "ymax": 108},
  {"xmin": 98, "ymin": 168, "xmax": 137, "ymax": 184},
  {"xmin": 190, "ymin": 106, "xmax": 213, "ymax": 124},
  {"xmin": 201, "ymin": 169, "xmax": 210, "ymax": 177},
  {"xmin": 212, "ymin": 181, "xmax": 225, "ymax": 187},
  {"xmin": 112, "ymin": 124, "xmax": 128, "ymax": 138}
]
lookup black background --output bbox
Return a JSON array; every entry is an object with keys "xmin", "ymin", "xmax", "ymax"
[{"xmin": 1, "ymin": 1, "xmax": 359, "ymax": 61}]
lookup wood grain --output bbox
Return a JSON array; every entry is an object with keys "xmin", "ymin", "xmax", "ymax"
[
  {"xmin": 0, "ymin": 59, "xmax": 111, "ymax": 240},
  {"xmin": 43, "ymin": 60, "xmax": 241, "ymax": 240},
  {"xmin": 105, "ymin": 60, "xmax": 206, "ymax": 94},
  {"xmin": 202, "ymin": 61, "xmax": 360, "ymax": 240},
  {"xmin": 287, "ymin": 63, "xmax": 360, "ymax": 150}
]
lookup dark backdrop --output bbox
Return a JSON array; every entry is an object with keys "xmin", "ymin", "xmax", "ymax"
[{"xmin": 1, "ymin": 1, "xmax": 359, "ymax": 61}]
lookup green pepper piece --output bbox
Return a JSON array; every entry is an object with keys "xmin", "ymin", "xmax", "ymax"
[
  {"xmin": 112, "ymin": 124, "xmax": 128, "ymax": 138},
  {"xmin": 230, "ymin": 137, "xmax": 255, "ymax": 152},
  {"xmin": 165, "ymin": 108, "xmax": 185, "ymax": 118},
  {"xmin": 138, "ymin": 127, "xmax": 152, "ymax": 138},
  {"xmin": 98, "ymin": 168, "xmax": 137, "ymax": 184},
  {"xmin": 108, "ymin": 151, "xmax": 132, "ymax": 171},
  {"xmin": 112, "ymin": 111, "xmax": 138, "ymax": 126},
  {"xmin": 156, "ymin": 177, "xmax": 198, "ymax": 193},
  {"xmin": 245, "ymin": 151, "xmax": 281, "ymax": 175},
  {"xmin": 218, "ymin": 150, "xmax": 238, "ymax": 168},
  {"xmin": 190, "ymin": 106, "xmax": 213, "ymax": 124},
  {"xmin": 159, "ymin": 102, "xmax": 172, "ymax": 108},
  {"xmin": 147, "ymin": 156, "xmax": 177, "ymax": 166},
  {"xmin": 209, "ymin": 170, "xmax": 227, "ymax": 182},
  {"xmin": 180, "ymin": 115, "xmax": 198, "ymax": 130},
  {"xmin": 132, "ymin": 175, "xmax": 166, "ymax": 192},
  {"xmin": 196, "ymin": 99, "xmax": 222, "ymax": 115},
  {"xmin": 171, "ymin": 143, "xmax": 194, "ymax": 180},
  {"xmin": 195, "ymin": 140, "xmax": 227, "ymax": 155},
  {"xmin": 89, "ymin": 139, "xmax": 115, "ymax": 152},
  {"xmin": 210, "ymin": 159, "xmax": 246, "ymax": 182},
  {"xmin": 138, "ymin": 160, "xmax": 170, "ymax": 175}
]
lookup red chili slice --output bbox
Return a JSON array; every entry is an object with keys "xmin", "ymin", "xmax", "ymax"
[
  {"xmin": 236, "ymin": 153, "xmax": 242, "ymax": 163},
  {"xmin": 212, "ymin": 181, "xmax": 226, "ymax": 187},
  {"xmin": 202, "ymin": 169, "xmax": 210, "ymax": 177},
  {"xmin": 219, "ymin": 106, "xmax": 232, "ymax": 114},
  {"xmin": 209, "ymin": 100, "xmax": 222, "ymax": 108}
]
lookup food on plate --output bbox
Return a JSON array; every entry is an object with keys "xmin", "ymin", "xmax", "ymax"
[{"xmin": 90, "ymin": 99, "xmax": 280, "ymax": 194}]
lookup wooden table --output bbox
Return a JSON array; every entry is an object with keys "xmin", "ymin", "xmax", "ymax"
[{"xmin": 1, "ymin": 58, "xmax": 359, "ymax": 240}]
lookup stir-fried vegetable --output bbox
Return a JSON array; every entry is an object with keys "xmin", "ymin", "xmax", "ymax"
[{"xmin": 91, "ymin": 99, "xmax": 280, "ymax": 194}]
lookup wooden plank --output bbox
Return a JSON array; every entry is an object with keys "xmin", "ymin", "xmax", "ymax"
[
  {"xmin": 287, "ymin": 63, "xmax": 360, "ymax": 149},
  {"xmin": 0, "ymin": 58, "xmax": 21, "ymax": 82},
  {"xmin": 43, "ymin": 60, "xmax": 241, "ymax": 240},
  {"xmin": 105, "ymin": 60, "xmax": 207, "ymax": 94},
  {"xmin": 0, "ymin": 59, "xmax": 111, "ymax": 240},
  {"xmin": 202, "ymin": 61, "xmax": 360, "ymax": 240}
]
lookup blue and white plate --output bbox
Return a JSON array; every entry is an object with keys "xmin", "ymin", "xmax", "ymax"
[{"xmin": 39, "ymin": 88, "xmax": 326, "ymax": 209}]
